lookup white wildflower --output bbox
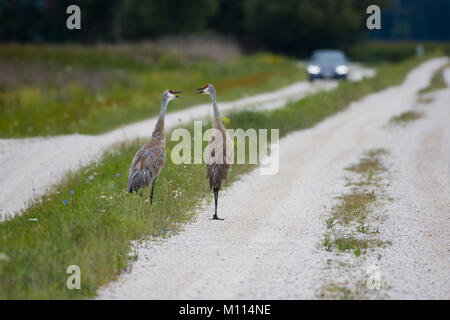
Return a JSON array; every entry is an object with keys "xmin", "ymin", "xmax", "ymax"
[{"xmin": 0, "ymin": 253, "xmax": 10, "ymax": 262}]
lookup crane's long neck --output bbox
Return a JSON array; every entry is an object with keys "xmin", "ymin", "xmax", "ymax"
[
  {"xmin": 154, "ymin": 98, "xmax": 169, "ymax": 136},
  {"xmin": 160, "ymin": 98, "xmax": 170, "ymax": 123},
  {"xmin": 211, "ymin": 93, "xmax": 221, "ymax": 120}
]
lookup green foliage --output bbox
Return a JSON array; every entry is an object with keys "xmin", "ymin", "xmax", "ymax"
[
  {"xmin": 0, "ymin": 0, "xmax": 218, "ymax": 43},
  {"xmin": 349, "ymin": 41, "xmax": 450, "ymax": 62},
  {"xmin": 0, "ymin": 45, "xmax": 304, "ymax": 138},
  {"xmin": 241, "ymin": 0, "xmax": 389, "ymax": 55},
  {"xmin": 2, "ymin": 0, "xmax": 450, "ymax": 56},
  {"xmin": 0, "ymin": 139, "xmax": 203, "ymax": 298},
  {"xmin": 0, "ymin": 122, "xmax": 253, "ymax": 299},
  {"xmin": 118, "ymin": 0, "xmax": 218, "ymax": 40},
  {"xmin": 0, "ymin": 0, "xmax": 388, "ymax": 56},
  {"xmin": 349, "ymin": 42, "xmax": 417, "ymax": 62}
]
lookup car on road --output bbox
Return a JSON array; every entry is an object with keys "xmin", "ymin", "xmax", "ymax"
[{"xmin": 307, "ymin": 49, "xmax": 350, "ymax": 81}]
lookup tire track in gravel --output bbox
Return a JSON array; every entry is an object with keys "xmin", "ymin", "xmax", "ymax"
[{"xmin": 378, "ymin": 70, "xmax": 450, "ymax": 299}]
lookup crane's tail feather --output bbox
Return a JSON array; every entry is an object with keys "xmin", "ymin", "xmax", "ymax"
[
  {"xmin": 128, "ymin": 170, "xmax": 152, "ymax": 193},
  {"xmin": 206, "ymin": 163, "xmax": 229, "ymax": 191}
]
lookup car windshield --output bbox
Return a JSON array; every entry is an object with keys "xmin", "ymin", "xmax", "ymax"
[{"xmin": 311, "ymin": 51, "xmax": 347, "ymax": 64}]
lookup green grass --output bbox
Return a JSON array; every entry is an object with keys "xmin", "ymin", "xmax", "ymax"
[
  {"xmin": 416, "ymin": 62, "xmax": 449, "ymax": 104},
  {"xmin": 334, "ymin": 237, "xmax": 390, "ymax": 255},
  {"xmin": 0, "ymin": 57, "xmax": 427, "ymax": 299},
  {"xmin": 0, "ymin": 131, "xmax": 253, "ymax": 299},
  {"xmin": 320, "ymin": 148, "xmax": 391, "ymax": 299},
  {"xmin": 418, "ymin": 62, "xmax": 450, "ymax": 94},
  {"xmin": 0, "ymin": 44, "xmax": 305, "ymax": 138},
  {"xmin": 324, "ymin": 149, "xmax": 389, "ymax": 253},
  {"xmin": 349, "ymin": 41, "xmax": 450, "ymax": 62},
  {"xmin": 345, "ymin": 149, "xmax": 387, "ymax": 175},
  {"xmin": 389, "ymin": 110, "xmax": 424, "ymax": 124},
  {"xmin": 345, "ymin": 149, "xmax": 387, "ymax": 187},
  {"xmin": 330, "ymin": 190, "xmax": 377, "ymax": 226}
]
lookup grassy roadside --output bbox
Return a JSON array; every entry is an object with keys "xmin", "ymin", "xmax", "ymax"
[
  {"xmin": 0, "ymin": 56, "xmax": 428, "ymax": 299},
  {"xmin": 416, "ymin": 61, "xmax": 449, "ymax": 104},
  {"xmin": 394, "ymin": 60, "xmax": 449, "ymax": 123},
  {"xmin": 0, "ymin": 133, "xmax": 254, "ymax": 299},
  {"xmin": 418, "ymin": 62, "xmax": 450, "ymax": 94},
  {"xmin": 0, "ymin": 44, "xmax": 304, "ymax": 138}
]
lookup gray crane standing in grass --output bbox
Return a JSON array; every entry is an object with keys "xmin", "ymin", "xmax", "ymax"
[
  {"xmin": 194, "ymin": 84, "xmax": 234, "ymax": 220},
  {"xmin": 127, "ymin": 89, "xmax": 182, "ymax": 204}
]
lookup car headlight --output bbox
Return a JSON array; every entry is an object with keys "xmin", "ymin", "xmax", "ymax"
[
  {"xmin": 307, "ymin": 65, "xmax": 321, "ymax": 75},
  {"xmin": 336, "ymin": 65, "xmax": 349, "ymax": 75}
]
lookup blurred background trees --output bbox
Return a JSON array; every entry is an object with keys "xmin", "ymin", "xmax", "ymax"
[{"xmin": 0, "ymin": 0, "xmax": 449, "ymax": 56}]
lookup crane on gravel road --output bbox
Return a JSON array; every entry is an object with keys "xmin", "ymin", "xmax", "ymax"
[{"xmin": 194, "ymin": 84, "xmax": 234, "ymax": 220}]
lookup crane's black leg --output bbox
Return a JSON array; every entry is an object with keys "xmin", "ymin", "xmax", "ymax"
[
  {"xmin": 150, "ymin": 179, "xmax": 156, "ymax": 205},
  {"xmin": 212, "ymin": 187, "xmax": 224, "ymax": 220}
]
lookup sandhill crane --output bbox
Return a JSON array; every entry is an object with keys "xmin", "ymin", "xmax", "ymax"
[
  {"xmin": 194, "ymin": 84, "xmax": 234, "ymax": 220},
  {"xmin": 127, "ymin": 89, "xmax": 182, "ymax": 204}
]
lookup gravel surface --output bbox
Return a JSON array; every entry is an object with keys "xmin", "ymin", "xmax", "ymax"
[
  {"xmin": 0, "ymin": 66, "xmax": 373, "ymax": 220},
  {"xmin": 97, "ymin": 58, "xmax": 449, "ymax": 299},
  {"xmin": 378, "ymin": 66, "xmax": 450, "ymax": 299}
]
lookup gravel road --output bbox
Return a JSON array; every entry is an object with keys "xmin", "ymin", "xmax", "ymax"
[
  {"xmin": 97, "ymin": 58, "xmax": 449, "ymax": 299},
  {"xmin": 0, "ymin": 65, "xmax": 372, "ymax": 220}
]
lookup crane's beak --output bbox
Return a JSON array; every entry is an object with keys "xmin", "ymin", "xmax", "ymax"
[
  {"xmin": 193, "ymin": 87, "xmax": 204, "ymax": 95},
  {"xmin": 172, "ymin": 91, "xmax": 183, "ymax": 98}
]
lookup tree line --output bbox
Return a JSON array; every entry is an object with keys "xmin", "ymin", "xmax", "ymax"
[{"xmin": 1, "ymin": 0, "xmax": 448, "ymax": 56}]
